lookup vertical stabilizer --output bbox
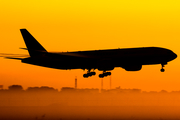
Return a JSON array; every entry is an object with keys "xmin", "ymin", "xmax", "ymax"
[{"xmin": 20, "ymin": 29, "xmax": 47, "ymax": 57}]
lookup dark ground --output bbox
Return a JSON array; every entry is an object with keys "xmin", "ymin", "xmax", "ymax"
[{"xmin": 1, "ymin": 106, "xmax": 180, "ymax": 120}]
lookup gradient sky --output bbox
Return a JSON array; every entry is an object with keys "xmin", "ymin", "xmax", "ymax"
[{"xmin": 0, "ymin": 0, "xmax": 180, "ymax": 91}]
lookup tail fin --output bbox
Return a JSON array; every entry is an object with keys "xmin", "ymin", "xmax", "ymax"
[{"xmin": 20, "ymin": 29, "xmax": 47, "ymax": 57}]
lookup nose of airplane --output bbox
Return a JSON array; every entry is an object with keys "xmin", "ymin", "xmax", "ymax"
[
  {"xmin": 173, "ymin": 53, "xmax": 177, "ymax": 59},
  {"xmin": 171, "ymin": 52, "xmax": 177, "ymax": 60}
]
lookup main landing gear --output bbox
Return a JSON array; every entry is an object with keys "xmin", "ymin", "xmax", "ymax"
[
  {"xmin": 99, "ymin": 71, "xmax": 111, "ymax": 78},
  {"xmin": 160, "ymin": 64, "xmax": 165, "ymax": 72},
  {"xmin": 83, "ymin": 69, "xmax": 112, "ymax": 78},
  {"xmin": 83, "ymin": 69, "xmax": 96, "ymax": 78}
]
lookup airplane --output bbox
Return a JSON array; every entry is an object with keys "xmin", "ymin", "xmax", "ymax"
[{"xmin": 2, "ymin": 29, "xmax": 177, "ymax": 78}]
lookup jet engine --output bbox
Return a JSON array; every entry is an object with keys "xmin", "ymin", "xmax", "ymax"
[
  {"xmin": 122, "ymin": 65, "xmax": 142, "ymax": 71},
  {"xmin": 97, "ymin": 59, "xmax": 114, "ymax": 71}
]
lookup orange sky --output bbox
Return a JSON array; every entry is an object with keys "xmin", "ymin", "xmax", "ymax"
[{"xmin": 0, "ymin": 0, "xmax": 180, "ymax": 91}]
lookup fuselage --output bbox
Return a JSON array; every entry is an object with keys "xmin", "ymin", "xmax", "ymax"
[{"xmin": 22, "ymin": 47, "xmax": 177, "ymax": 71}]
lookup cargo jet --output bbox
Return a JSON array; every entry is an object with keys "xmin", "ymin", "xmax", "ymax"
[{"xmin": 4, "ymin": 29, "xmax": 177, "ymax": 78}]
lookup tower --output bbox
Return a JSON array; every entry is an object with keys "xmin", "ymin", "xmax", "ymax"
[
  {"xmin": 101, "ymin": 78, "xmax": 103, "ymax": 91},
  {"xmin": 110, "ymin": 75, "xmax": 111, "ymax": 89},
  {"xmin": 75, "ymin": 76, "xmax": 77, "ymax": 89}
]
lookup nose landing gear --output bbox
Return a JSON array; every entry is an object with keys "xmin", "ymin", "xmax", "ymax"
[{"xmin": 160, "ymin": 64, "xmax": 165, "ymax": 72}]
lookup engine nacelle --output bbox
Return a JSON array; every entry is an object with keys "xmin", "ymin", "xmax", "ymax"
[
  {"xmin": 122, "ymin": 65, "xmax": 142, "ymax": 71},
  {"xmin": 97, "ymin": 59, "xmax": 114, "ymax": 71}
]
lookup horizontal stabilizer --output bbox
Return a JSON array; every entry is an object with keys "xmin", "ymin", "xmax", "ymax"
[
  {"xmin": 19, "ymin": 48, "xmax": 28, "ymax": 50},
  {"xmin": 5, "ymin": 57, "xmax": 23, "ymax": 60}
]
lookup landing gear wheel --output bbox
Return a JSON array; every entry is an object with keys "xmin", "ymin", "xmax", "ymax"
[
  {"xmin": 83, "ymin": 69, "xmax": 96, "ymax": 78},
  {"xmin": 99, "ymin": 74, "xmax": 104, "ymax": 78},
  {"xmin": 160, "ymin": 68, "xmax": 165, "ymax": 72},
  {"xmin": 91, "ymin": 72, "xmax": 96, "ymax": 75},
  {"xmin": 83, "ymin": 74, "xmax": 88, "ymax": 78},
  {"xmin": 106, "ymin": 72, "xmax": 111, "ymax": 75},
  {"xmin": 87, "ymin": 72, "xmax": 93, "ymax": 77}
]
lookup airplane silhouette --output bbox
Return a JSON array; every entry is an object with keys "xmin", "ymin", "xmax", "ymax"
[{"xmin": 4, "ymin": 29, "xmax": 178, "ymax": 78}]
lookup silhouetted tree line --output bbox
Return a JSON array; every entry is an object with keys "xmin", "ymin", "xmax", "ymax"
[
  {"xmin": 8, "ymin": 85, "xmax": 23, "ymax": 91},
  {"xmin": 1, "ymin": 84, "xmax": 180, "ymax": 107},
  {"xmin": 5, "ymin": 85, "xmax": 58, "ymax": 92},
  {"xmin": 1, "ymin": 84, "xmax": 180, "ymax": 94}
]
